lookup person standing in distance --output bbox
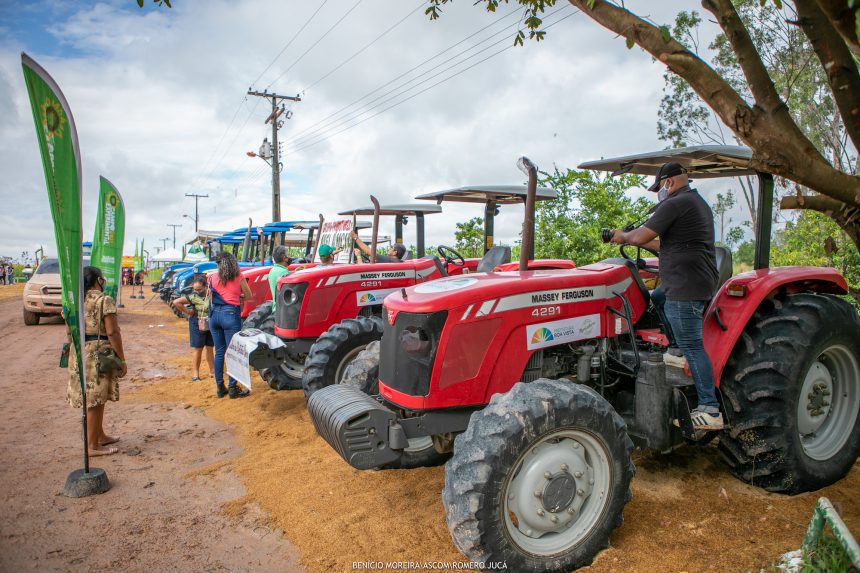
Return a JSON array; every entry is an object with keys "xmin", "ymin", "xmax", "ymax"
[
  {"xmin": 610, "ymin": 161, "xmax": 722, "ymax": 430},
  {"xmin": 267, "ymin": 246, "xmax": 291, "ymax": 313}
]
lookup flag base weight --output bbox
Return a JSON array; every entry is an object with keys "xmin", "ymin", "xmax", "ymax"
[{"xmin": 63, "ymin": 467, "xmax": 110, "ymax": 498}]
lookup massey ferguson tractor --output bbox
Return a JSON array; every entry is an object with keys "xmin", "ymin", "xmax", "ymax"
[{"xmin": 306, "ymin": 148, "xmax": 860, "ymax": 573}]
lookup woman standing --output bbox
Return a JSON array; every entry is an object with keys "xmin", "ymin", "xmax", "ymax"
[
  {"xmin": 171, "ymin": 274, "xmax": 215, "ymax": 381},
  {"xmin": 68, "ymin": 266, "xmax": 127, "ymax": 456},
  {"xmin": 209, "ymin": 252, "xmax": 252, "ymax": 399}
]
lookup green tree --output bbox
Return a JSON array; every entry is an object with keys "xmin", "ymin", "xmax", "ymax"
[
  {"xmin": 535, "ymin": 167, "xmax": 652, "ymax": 264},
  {"xmin": 427, "ymin": 0, "xmax": 860, "ymax": 252},
  {"xmin": 771, "ymin": 210, "xmax": 860, "ymax": 304},
  {"xmin": 712, "ymin": 191, "xmax": 735, "ymax": 244},
  {"xmin": 454, "ymin": 217, "xmax": 484, "ymax": 258}
]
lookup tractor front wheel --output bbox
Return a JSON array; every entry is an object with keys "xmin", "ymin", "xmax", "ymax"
[
  {"xmin": 719, "ymin": 293, "xmax": 860, "ymax": 494},
  {"xmin": 443, "ymin": 379, "xmax": 634, "ymax": 573},
  {"xmin": 302, "ymin": 316, "xmax": 384, "ymax": 399}
]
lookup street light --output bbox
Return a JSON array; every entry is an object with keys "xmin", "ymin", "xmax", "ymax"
[{"xmin": 183, "ymin": 214, "xmax": 197, "ymax": 232}]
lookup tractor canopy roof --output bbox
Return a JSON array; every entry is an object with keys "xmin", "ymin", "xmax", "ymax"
[
  {"xmin": 578, "ymin": 145, "xmax": 756, "ymax": 179},
  {"xmin": 415, "ymin": 185, "xmax": 556, "ymax": 205},
  {"xmin": 337, "ymin": 204, "xmax": 443, "ymax": 217}
]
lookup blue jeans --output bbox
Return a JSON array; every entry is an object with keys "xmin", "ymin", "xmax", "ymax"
[
  {"xmin": 663, "ymin": 299, "xmax": 720, "ymax": 411},
  {"xmin": 209, "ymin": 303, "xmax": 242, "ymax": 389},
  {"xmin": 650, "ymin": 287, "xmax": 676, "ymax": 347}
]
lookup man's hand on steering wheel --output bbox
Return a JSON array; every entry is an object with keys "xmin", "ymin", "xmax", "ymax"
[{"xmin": 436, "ymin": 245, "xmax": 465, "ymax": 266}]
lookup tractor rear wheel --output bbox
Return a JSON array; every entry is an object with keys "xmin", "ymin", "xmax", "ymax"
[
  {"xmin": 241, "ymin": 301, "xmax": 303, "ymax": 391},
  {"xmin": 22, "ymin": 308, "xmax": 39, "ymax": 326},
  {"xmin": 443, "ymin": 379, "xmax": 634, "ymax": 572},
  {"xmin": 719, "ymin": 293, "xmax": 860, "ymax": 494},
  {"xmin": 302, "ymin": 316, "xmax": 384, "ymax": 400},
  {"xmin": 339, "ymin": 340, "xmax": 450, "ymax": 469}
]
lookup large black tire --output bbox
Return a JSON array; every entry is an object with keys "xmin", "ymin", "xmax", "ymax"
[
  {"xmin": 242, "ymin": 301, "xmax": 303, "ymax": 391},
  {"xmin": 168, "ymin": 294, "xmax": 188, "ymax": 319},
  {"xmin": 718, "ymin": 293, "xmax": 860, "ymax": 494},
  {"xmin": 22, "ymin": 308, "xmax": 39, "ymax": 326},
  {"xmin": 302, "ymin": 316, "xmax": 384, "ymax": 400},
  {"xmin": 443, "ymin": 379, "xmax": 634, "ymax": 573},
  {"xmin": 339, "ymin": 340, "xmax": 450, "ymax": 469}
]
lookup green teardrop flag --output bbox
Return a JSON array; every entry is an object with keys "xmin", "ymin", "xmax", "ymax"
[
  {"xmin": 91, "ymin": 176, "xmax": 125, "ymax": 299},
  {"xmin": 21, "ymin": 52, "xmax": 85, "ymax": 396}
]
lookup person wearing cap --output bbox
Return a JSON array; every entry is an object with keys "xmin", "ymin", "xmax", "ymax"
[
  {"xmin": 317, "ymin": 244, "xmax": 342, "ymax": 266},
  {"xmin": 609, "ymin": 161, "xmax": 722, "ymax": 431},
  {"xmin": 267, "ymin": 246, "xmax": 291, "ymax": 312},
  {"xmin": 350, "ymin": 231, "xmax": 406, "ymax": 263}
]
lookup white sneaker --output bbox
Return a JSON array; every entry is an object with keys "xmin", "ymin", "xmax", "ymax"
[
  {"xmin": 690, "ymin": 410, "xmax": 724, "ymax": 430},
  {"xmin": 663, "ymin": 351, "xmax": 687, "ymax": 369}
]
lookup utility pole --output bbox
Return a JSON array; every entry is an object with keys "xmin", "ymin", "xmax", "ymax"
[
  {"xmin": 160, "ymin": 238, "xmax": 169, "ymax": 251},
  {"xmin": 167, "ymin": 224, "xmax": 182, "ymax": 248},
  {"xmin": 247, "ymin": 88, "xmax": 301, "ymax": 222},
  {"xmin": 184, "ymin": 193, "xmax": 208, "ymax": 232}
]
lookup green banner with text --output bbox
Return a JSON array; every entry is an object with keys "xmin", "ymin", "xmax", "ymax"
[
  {"xmin": 91, "ymin": 176, "xmax": 125, "ymax": 299},
  {"xmin": 21, "ymin": 53, "xmax": 85, "ymax": 386}
]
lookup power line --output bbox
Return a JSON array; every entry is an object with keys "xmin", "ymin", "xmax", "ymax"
[
  {"xmin": 265, "ymin": 0, "xmax": 367, "ymax": 90},
  {"xmin": 283, "ymin": 5, "xmax": 569, "ymax": 152},
  {"xmin": 287, "ymin": 9, "xmax": 579, "ymax": 155},
  {"xmin": 299, "ymin": 0, "xmax": 426, "ymax": 96},
  {"xmin": 250, "ymin": 0, "xmax": 331, "ymax": 88},
  {"xmin": 283, "ymin": 6, "xmax": 524, "ymax": 145}
]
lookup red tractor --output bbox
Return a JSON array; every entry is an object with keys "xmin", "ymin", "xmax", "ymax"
[{"xmin": 307, "ymin": 149, "xmax": 860, "ymax": 572}]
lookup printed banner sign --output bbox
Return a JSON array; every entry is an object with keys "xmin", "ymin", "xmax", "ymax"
[
  {"xmin": 21, "ymin": 53, "xmax": 86, "ymax": 394},
  {"xmin": 525, "ymin": 314, "xmax": 601, "ymax": 350},
  {"xmin": 90, "ymin": 176, "xmax": 125, "ymax": 299},
  {"xmin": 314, "ymin": 219, "xmax": 353, "ymax": 264}
]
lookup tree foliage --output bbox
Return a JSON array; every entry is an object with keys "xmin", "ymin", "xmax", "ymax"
[
  {"xmin": 535, "ymin": 167, "xmax": 652, "ymax": 264},
  {"xmin": 427, "ymin": 0, "xmax": 860, "ymax": 254},
  {"xmin": 454, "ymin": 217, "xmax": 484, "ymax": 258}
]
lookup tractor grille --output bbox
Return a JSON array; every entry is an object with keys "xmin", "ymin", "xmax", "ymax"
[
  {"xmin": 275, "ymin": 281, "xmax": 308, "ymax": 330},
  {"xmin": 379, "ymin": 310, "xmax": 447, "ymax": 397}
]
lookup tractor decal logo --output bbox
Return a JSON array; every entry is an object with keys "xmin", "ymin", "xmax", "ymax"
[
  {"xmin": 356, "ymin": 288, "xmax": 398, "ymax": 307},
  {"xmin": 526, "ymin": 314, "xmax": 601, "ymax": 350},
  {"xmin": 531, "ymin": 328, "xmax": 554, "ymax": 345}
]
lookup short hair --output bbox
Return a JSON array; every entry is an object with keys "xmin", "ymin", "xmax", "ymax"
[
  {"xmin": 83, "ymin": 266, "xmax": 104, "ymax": 291},
  {"xmin": 192, "ymin": 273, "xmax": 207, "ymax": 287},
  {"xmin": 272, "ymin": 245, "xmax": 289, "ymax": 264},
  {"xmin": 392, "ymin": 244, "xmax": 406, "ymax": 259}
]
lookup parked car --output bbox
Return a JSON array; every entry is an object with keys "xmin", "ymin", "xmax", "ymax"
[{"xmin": 22, "ymin": 258, "xmax": 62, "ymax": 325}]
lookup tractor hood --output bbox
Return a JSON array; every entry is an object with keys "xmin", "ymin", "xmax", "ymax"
[{"xmin": 384, "ymin": 263, "xmax": 635, "ymax": 315}]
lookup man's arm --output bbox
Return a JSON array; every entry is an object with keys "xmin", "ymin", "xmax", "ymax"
[
  {"xmin": 351, "ymin": 231, "xmax": 371, "ymax": 256},
  {"xmin": 610, "ymin": 226, "xmax": 659, "ymax": 248}
]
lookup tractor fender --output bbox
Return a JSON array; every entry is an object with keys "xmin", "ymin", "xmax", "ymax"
[{"xmin": 704, "ymin": 266, "xmax": 847, "ymax": 385}]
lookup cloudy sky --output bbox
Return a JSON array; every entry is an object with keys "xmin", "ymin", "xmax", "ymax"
[{"xmin": 0, "ymin": 0, "xmax": 736, "ymax": 260}]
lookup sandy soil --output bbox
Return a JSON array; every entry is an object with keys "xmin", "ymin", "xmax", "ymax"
[
  {"xmin": 1, "ymin": 286, "xmax": 857, "ymax": 573},
  {"xmin": 0, "ymin": 292, "xmax": 306, "ymax": 573}
]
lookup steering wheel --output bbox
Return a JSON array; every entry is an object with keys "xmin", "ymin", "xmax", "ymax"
[
  {"xmin": 620, "ymin": 243, "xmax": 660, "ymax": 274},
  {"xmin": 436, "ymin": 245, "xmax": 465, "ymax": 267}
]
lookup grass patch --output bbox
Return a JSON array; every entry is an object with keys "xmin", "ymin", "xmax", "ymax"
[{"xmin": 800, "ymin": 531, "xmax": 857, "ymax": 573}]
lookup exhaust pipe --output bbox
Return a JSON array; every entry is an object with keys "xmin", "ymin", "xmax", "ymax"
[
  {"xmin": 310, "ymin": 213, "xmax": 324, "ymax": 261},
  {"xmin": 517, "ymin": 156, "xmax": 537, "ymax": 271},
  {"xmin": 370, "ymin": 195, "xmax": 381, "ymax": 264}
]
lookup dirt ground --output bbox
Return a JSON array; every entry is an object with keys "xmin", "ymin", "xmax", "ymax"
[{"xmin": 1, "ymin": 286, "xmax": 858, "ymax": 573}]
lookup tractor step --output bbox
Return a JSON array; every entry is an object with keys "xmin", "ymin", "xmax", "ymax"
[{"xmin": 307, "ymin": 385, "xmax": 402, "ymax": 470}]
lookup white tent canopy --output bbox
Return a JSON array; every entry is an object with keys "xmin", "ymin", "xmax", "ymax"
[{"xmin": 150, "ymin": 247, "xmax": 185, "ymax": 263}]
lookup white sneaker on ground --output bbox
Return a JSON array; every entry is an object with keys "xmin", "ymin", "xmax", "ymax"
[
  {"xmin": 690, "ymin": 409, "xmax": 724, "ymax": 430},
  {"xmin": 663, "ymin": 351, "xmax": 687, "ymax": 369}
]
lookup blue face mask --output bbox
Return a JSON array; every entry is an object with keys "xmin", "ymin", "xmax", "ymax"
[{"xmin": 657, "ymin": 186, "xmax": 669, "ymax": 202}]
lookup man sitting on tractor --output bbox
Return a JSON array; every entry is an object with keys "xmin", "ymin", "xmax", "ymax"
[
  {"xmin": 350, "ymin": 230, "xmax": 406, "ymax": 263},
  {"xmin": 609, "ymin": 161, "xmax": 723, "ymax": 431},
  {"xmin": 317, "ymin": 244, "xmax": 342, "ymax": 266},
  {"xmin": 268, "ymin": 246, "xmax": 291, "ymax": 312}
]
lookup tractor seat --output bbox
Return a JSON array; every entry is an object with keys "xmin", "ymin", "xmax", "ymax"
[
  {"xmin": 477, "ymin": 246, "xmax": 511, "ymax": 273},
  {"xmin": 714, "ymin": 246, "xmax": 732, "ymax": 293},
  {"xmin": 401, "ymin": 250, "xmax": 412, "ymax": 261}
]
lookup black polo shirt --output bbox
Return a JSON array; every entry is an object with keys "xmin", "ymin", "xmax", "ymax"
[{"xmin": 643, "ymin": 185, "xmax": 718, "ymax": 301}]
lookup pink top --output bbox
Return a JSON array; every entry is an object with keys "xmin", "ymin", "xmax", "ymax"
[{"xmin": 209, "ymin": 274, "xmax": 243, "ymax": 306}]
